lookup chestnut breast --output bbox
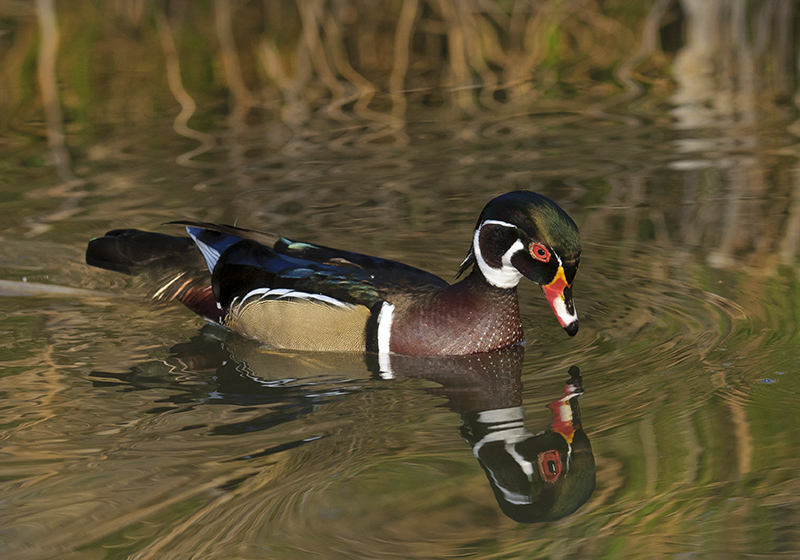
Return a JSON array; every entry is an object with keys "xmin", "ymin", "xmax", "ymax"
[{"xmin": 389, "ymin": 280, "xmax": 523, "ymax": 355}]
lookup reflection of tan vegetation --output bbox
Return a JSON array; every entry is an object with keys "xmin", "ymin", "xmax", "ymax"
[
  {"xmin": 155, "ymin": 7, "xmax": 217, "ymax": 168},
  {"xmin": 672, "ymin": 0, "xmax": 796, "ymax": 129},
  {"xmin": 1, "ymin": 1, "xmax": 796, "ymax": 266},
  {"xmin": 0, "ymin": 4, "xmax": 799, "ymax": 555},
  {"xmin": 0, "ymin": 2, "xmax": 793, "ymax": 124},
  {"xmin": 26, "ymin": 0, "xmax": 87, "ymax": 236}
]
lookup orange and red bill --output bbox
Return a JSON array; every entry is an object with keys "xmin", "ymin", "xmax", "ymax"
[{"xmin": 542, "ymin": 266, "xmax": 579, "ymax": 336}]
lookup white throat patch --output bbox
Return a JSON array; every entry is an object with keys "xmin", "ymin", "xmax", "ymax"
[{"xmin": 473, "ymin": 220, "xmax": 525, "ymax": 289}]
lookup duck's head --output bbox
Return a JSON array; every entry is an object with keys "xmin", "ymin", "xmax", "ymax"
[{"xmin": 460, "ymin": 191, "xmax": 581, "ymax": 336}]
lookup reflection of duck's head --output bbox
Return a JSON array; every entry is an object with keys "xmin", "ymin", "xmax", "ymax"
[{"xmin": 460, "ymin": 367, "xmax": 595, "ymax": 523}]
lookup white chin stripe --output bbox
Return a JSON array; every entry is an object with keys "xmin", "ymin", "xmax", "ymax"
[
  {"xmin": 473, "ymin": 221, "xmax": 524, "ymax": 289},
  {"xmin": 551, "ymin": 291, "xmax": 578, "ymax": 326}
]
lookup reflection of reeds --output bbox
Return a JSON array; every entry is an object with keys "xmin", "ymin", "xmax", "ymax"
[
  {"xmin": 2, "ymin": 2, "xmax": 795, "ymax": 125},
  {"xmin": 1, "ymin": 0, "xmax": 798, "ymax": 269},
  {"xmin": 25, "ymin": 0, "xmax": 88, "ymax": 236},
  {"xmin": 35, "ymin": 0, "xmax": 72, "ymax": 182},
  {"xmin": 3, "ymin": 1, "xmax": 796, "ymax": 142},
  {"xmin": 155, "ymin": 7, "xmax": 217, "ymax": 168}
]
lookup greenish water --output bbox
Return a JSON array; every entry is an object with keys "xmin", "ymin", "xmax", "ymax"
[{"xmin": 1, "ymin": 2, "xmax": 799, "ymax": 559}]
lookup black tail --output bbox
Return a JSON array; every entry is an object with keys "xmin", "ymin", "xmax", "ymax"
[
  {"xmin": 86, "ymin": 229, "xmax": 201, "ymax": 275},
  {"xmin": 86, "ymin": 229, "xmax": 223, "ymax": 322}
]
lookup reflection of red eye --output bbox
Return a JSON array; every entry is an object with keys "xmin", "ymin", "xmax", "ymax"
[
  {"xmin": 531, "ymin": 243, "xmax": 550, "ymax": 262},
  {"xmin": 538, "ymin": 450, "xmax": 561, "ymax": 482}
]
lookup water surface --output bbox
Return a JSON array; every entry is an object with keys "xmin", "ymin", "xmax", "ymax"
[{"xmin": 1, "ymin": 2, "xmax": 799, "ymax": 559}]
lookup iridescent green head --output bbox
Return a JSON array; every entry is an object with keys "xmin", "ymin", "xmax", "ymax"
[{"xmin": 460, "ymin": 191, "xmax": 581, "ymax": 335}]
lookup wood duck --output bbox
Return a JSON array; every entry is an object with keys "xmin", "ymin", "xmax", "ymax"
[
  {"xmin": 85, "ymin": 190, "xmax": 580, "ymax": 356},
  {"xmin": 459, "ymin": 365, "xmax": 595, "ymax": 523}
]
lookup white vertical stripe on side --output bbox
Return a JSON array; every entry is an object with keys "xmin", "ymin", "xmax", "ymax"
[{"xmin": 376, "ymin": 302, "xmax": 395, "ymax": 377}]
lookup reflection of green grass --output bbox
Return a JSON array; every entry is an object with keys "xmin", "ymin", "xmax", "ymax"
[{"xmin": 0, "ymin": 417, "xmax": 42, "ymax": 429}]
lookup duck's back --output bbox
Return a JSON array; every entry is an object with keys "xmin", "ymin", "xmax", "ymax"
[{"xmin": 87, "ymin": 222, "xmax": 452, "ymax": 353}]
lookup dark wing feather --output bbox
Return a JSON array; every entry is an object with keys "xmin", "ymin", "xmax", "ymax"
[
  {"xmin": 167, "ymin": 221, "xmax": 280, "ymax": 248},
  {"xmin": 85, "ymin": 229, "xmax": 222, "ymax": 321},
  {"xmin": 174, "ymin": 222, "xmax": 450, "ymax": 308},
  {"xmin": 272, "ymin": 237, "xmax": 449, "ymax": 292},
  {"xmin": 87, "ymin": 222, "xmax": 451, "ymax": 318},
  {"xmin": 210, "ymin": 239, "xmax": 380, "ymax": 307}
]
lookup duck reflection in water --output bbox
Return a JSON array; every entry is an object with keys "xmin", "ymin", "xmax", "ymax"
[
  {"xmin": 463, "ymin": 367, "xmax": 593, "ymax": 523},
  {"xmin": 93, "ymin": 332, "xmax": 594, "ymax": 523},
  {"xmin": 389, "ymin": 348, "xmax": 595, "ymax": 523}
]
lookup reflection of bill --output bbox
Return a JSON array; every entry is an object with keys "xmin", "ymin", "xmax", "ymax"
[
  {"xmin": 459, "ymin": 366, "xmax": 595, "ymax": 523},
  {"xmin": 388, "ymin": 351, "xmax": 595, "ymax": 524}
]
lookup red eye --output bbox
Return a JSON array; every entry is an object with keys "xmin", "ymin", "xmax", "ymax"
[
  {"xmin": 531, "ymin": 243, "xmax": 550, "ymax": 262},
  {"xmin": 538, "ymin": 450, "xmax": 561, "ymax": 482}
]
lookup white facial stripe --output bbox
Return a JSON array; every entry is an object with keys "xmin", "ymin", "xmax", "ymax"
[
  {"xmin": 377, "ymin": 302, "xmax": 395, "ymax": 376},
  {"xmin": 473, "ymin": 220, "xmax": 525, "ymax": 289},
  {"xmin": 472, "ymin": 426, "xmax": 528, "ymax": 457},
  {"xmin": 482, "ymin": 219, "xmax": 516, "ymax": 228},
  {"xmin": 471, "ymin": 405, "xmax": 535, "ymax": 504},
  {"xmin": 459, "ymin": 250, "xmax": 473, "ymax": 270},
  {"xmin": 506, "ymin": 444, "xmax": 535, "ymax": 479}
]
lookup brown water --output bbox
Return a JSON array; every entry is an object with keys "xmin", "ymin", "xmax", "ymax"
[{"xmin": 1, "ymin": 2, "xmax": 800, "ymax": 559}]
